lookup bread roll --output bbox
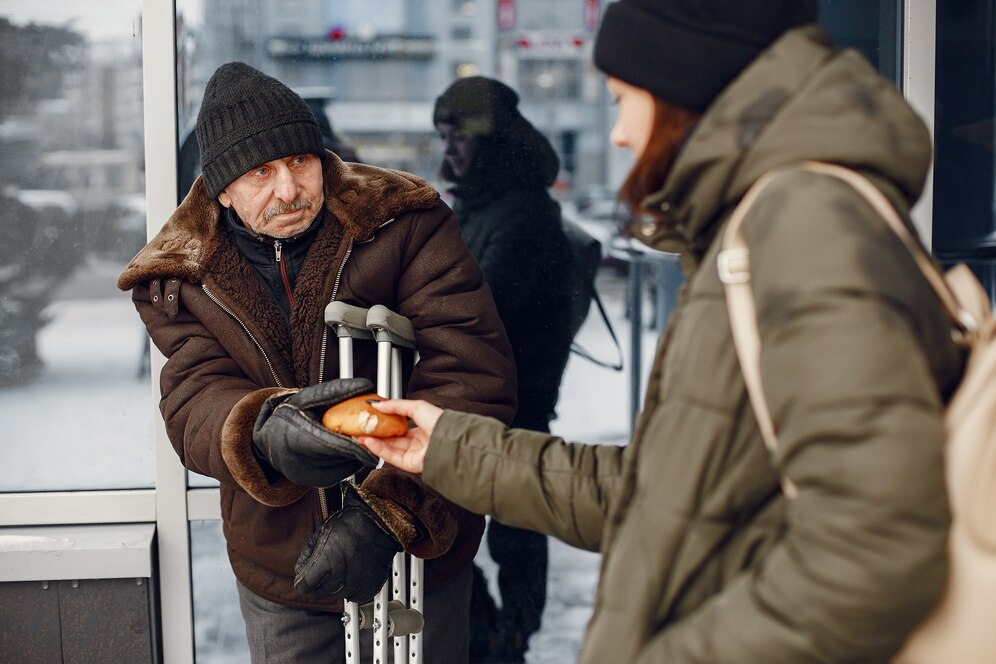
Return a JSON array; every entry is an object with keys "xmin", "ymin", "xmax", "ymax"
[{"xmin": 322, "ymin": 394, "xmax": 408, "ymax": 437}]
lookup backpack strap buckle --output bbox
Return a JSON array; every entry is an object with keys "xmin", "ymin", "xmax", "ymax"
[{"xmin": 717, "ymin": 247, "xmax": 751, "ymax": 284}]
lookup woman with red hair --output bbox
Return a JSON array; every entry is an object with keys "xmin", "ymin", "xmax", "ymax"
[{"xmin": 361, "ymin": 1, "xmax": 962, "ymax": 661}]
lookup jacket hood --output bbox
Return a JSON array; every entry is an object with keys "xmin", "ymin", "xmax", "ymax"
[
  {"xmin": 637, "ymin": 25, "xmax": 932, "ymax": 254},
  {"xmin": 118, "ymin": 151, "xmax": 439, "ymax": 290}
]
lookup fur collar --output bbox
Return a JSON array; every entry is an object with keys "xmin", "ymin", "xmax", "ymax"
[{"xmin": 118, "ymin": 151, "xmax": 439, "ymax": 290}]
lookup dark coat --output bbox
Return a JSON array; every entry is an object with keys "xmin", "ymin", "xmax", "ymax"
[
  {"xmin": 118, "ymin": 152, "xmax": 516, "ymax": 611},
  {"xmin": 449, "ymin": 119, "xmax": 575, "ymax": 430},
  {"xmin": 420, "ymin": 26, "xmax": 964, "ymax": 662}
]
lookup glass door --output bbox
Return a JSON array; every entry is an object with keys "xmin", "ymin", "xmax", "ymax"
[{"xmin": 933, "ymin": 0, "xmax": 996, "ymax": 298}]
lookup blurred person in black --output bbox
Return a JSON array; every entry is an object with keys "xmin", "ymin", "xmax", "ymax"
[{"xmin": 433, "ymin": 76, "xmax": 576, "ymax": 663}]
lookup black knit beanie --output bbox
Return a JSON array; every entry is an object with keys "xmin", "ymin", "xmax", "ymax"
[
  {"xmin": 433, "ymin": 76, "xmax": 521, "ymax": 137},
  {"xmin": 432, "ymin": 76, "xmax": 560, "ymax": 188},
  {"xmin": 196, "ymin": 62, "xmax": 325, "ymax": 200},
  {"xmin": 593, "ymin": 0, "xmax": 819, "ymax": 112}
]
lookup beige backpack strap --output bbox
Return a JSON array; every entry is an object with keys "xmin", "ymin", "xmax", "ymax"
[
  {"xmin": 718, "ymin": 169, "xmax": 799, "ymax": 499},
  {"xmin": 717, "ymin": 160, "xmax": 979, "ymax": 501}
]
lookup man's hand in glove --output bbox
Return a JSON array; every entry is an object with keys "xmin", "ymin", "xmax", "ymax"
[
  {"xmin": 251, "ymin": 377, "xmax": 380, "ymax": 487},
  {"xmin": 294, "ymin": 482, "xmax": 403, "ymax": 602}
]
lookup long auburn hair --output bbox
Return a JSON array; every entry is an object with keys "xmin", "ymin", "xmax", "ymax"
[{"xmin": 618, "ymin": 98, "xmax": 702, "ymax": 228}]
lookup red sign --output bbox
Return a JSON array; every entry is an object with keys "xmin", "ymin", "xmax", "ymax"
[
  {"xmin": 584, "ymin": 0, "xmax": 600, "ymax": 31},
  {"xmin": 497, "ymin": 0, "xmax": 516, "ymax": 31}
]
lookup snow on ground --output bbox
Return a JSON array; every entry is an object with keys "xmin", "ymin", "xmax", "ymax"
[
  {"xmin": 0, "ymin": 255, "xmax": 682, "ymax": 663},
  {"xmin": 0, "ymin": 273, "xmax": 154, "ymax": 492}
]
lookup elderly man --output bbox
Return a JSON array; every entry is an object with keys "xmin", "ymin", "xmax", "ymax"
[{"xmin": 118, "ymin": 62, "xmax": 516, "ymax": 664}]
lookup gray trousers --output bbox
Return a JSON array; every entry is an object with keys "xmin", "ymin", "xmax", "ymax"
[{"xmin": 237, "ymin": 564, "xmax": 473, "ymax": 664}]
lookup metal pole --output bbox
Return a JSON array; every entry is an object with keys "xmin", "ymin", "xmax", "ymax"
[{"xmin": 628, "ymin": 259, "xmax": 643, "ymax": 429}]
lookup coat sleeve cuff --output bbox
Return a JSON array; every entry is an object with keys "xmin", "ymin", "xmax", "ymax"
[
  {"xmin": 358, "ymin": 468, "xmax": 458, "ymax": 559},
  {"xmin": 220, "ymin": 387, "xmax": 311, "ymax": 507}
]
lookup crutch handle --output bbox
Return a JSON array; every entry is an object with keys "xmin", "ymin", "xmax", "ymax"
[
  {"xmin": 356, "ymin": 599, "xmax": 407, "ymax": 629},
  {"xmin": 355, "ymin": 600, "xmax": 424, "ymax": 637},
  {"xmin": 385, "ymin": 607, "xmax": 425, "ymax": 638}
]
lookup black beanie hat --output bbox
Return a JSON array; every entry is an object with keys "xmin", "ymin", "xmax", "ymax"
[
  {"xmin": 196, "ymin": 62, "xmax": 325, "ymax": 200},
  {"xmin": 593, "ymin": 0, "xmax": 819, "ymax": 112},
  {"xmin": 433, "ymin": 76, "xmax": 522, "ymax": 137},
  {"xmin": 432, "ymin": 76, "xmax": 560, "ymax": 188}
]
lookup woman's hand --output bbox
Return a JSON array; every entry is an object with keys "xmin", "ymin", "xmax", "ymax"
[{"xmin": 357, "ymin": 399, "xmax": 443, "ymax": 474}]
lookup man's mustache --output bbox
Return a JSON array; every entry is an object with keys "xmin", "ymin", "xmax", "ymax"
[{"xmin": 263, "ymin": 198, "xmax": 314, "ymax": 222}]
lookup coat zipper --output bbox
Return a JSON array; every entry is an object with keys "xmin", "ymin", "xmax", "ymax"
[
  {"xmin": 206, "ymin": 236, "xmax": 355, "ymax": 522},
  {"xmin": 273, "ymin": 240, "xmax": 295, "ymax": 307},
  {"xmin": 201, "ymin": 283, "xmax": 284, "ymax": 388},
  {"xmin": 204, "ymin": 280, "xmax": 328, "ymax": 514},
  {"xmin": 317, "ymin": 240, "xmax": 354, "ymax": 521},
  {"xmin": 317, "ymin": 241, "xmax": 353, "ymax": 381}
]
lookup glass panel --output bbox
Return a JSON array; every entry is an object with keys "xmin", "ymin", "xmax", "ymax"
[
  {"xmin": 190, "ymin": 520, "xmax": 249, "ymax": 663},
  {"xmin": 933, "ymin": 0, "xmax": 996, "ymax": 299},
  {"xmin": 175, "ymin": 1, "xmax": 617, "ymax": 659},
  {"xmin": 0, "ymin": 1, "xmax": 151, "ymax": 492},
  {"xmin": 189, "ymin": 470, "xmax": 220, "ymax": 488},
  {"xmin": 172, "ymin": 0, "xmax": 640, "ymax": 438},
  {"xmin": 818, "ymin": 0, "xmax": 902, "ymax": 84},
  {"xmin": 175, "ymin": 1, "xmax": 916, "ymax": 659}
]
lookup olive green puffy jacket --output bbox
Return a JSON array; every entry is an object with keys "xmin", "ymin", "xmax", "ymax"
[{"xmin": 422, "ymin": 26, "xmax": 965, "ymax": 663}]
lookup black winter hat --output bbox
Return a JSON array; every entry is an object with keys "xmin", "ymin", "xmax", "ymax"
[
  {"xmin": 432, "ymin": 76, "xmax": 560, "ymax": 188},
  {"xmin": 433, "ymin": 76, "xmax": 522, "ymax": 137},
  {"xmin": 593, "ymin": 0, "xmax": 819, "ymax": 112},
  {"xmin": 195, "ymin": 62, "xmax": 325, "ymax": 200}
]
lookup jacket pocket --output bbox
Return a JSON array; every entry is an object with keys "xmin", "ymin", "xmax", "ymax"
[{"xmin": 667, "ymin": 499, "xmax": 786, "ymax": 622}]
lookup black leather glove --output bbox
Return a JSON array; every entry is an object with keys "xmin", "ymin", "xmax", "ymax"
[
  {"xmin": 251, "ymin": 377, "xmax": 379, "ymax": 487},
  {"xmin": 294, "ymin": 482, "xmax": 402, "ymax": 602}
]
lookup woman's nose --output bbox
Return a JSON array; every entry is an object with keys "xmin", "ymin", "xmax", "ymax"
[{"xmin": 609, "ymin": 121, "xmax": 628, "ymax": 149}]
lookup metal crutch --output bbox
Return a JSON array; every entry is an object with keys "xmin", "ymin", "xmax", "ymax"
[
  {"xmin": 324, "ymin": 301, "xmax": 373, "ymax": 663},
  {"xmin": 366, "ymin": 304, "xmax": 422, "ymax": 664},
  {"xmin": 325, "ymin": 302, "xmax": 424, "ymax": 664}
]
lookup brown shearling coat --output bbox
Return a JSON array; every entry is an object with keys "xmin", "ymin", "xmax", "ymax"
[{"xmin": 118, "ymin": 152, "xmax": 516, "ymax": 611}]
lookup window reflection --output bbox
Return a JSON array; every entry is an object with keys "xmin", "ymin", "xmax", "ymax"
[
  {"xmin": 0, "ymin": 2, "xmax": 150, "ymax": 492},
  {"xmin": 172, "ymin": 2, "xmax": 909, "ymax": 660},
  {"xmin": 934, "ymin": 0, "xmax": 996, "ymax": 298},
  {"xmin": 819, "ymin": 0, "xmax": 901, "ymax": 84}
]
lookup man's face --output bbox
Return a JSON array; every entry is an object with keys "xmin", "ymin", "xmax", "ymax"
[
  {"xmin": 218, "ymin": 153, "xmax": 324, "ymax": 238},
  {"xmin": 437, "ymin": 122, "xmax": 478, "ymax": 180}
]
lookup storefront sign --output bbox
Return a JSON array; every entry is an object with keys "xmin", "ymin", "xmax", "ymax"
[
  {"xmin": 514, "ymin": 31, "xmax": 585, "ymax": 51},
  {"xmin": 267, "ymin": 36, "xmax": 434, "ymax": 60},
  {"xmin": 585, "ymin": 0, "xmax": 600, "ymax": 31},
  {"xmin": 497, "ymin": 0, "xmax": 516, "ymax": 31}
]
